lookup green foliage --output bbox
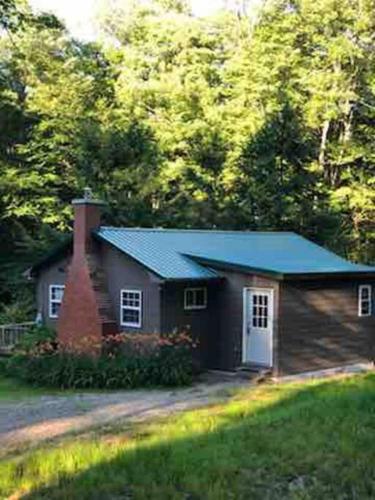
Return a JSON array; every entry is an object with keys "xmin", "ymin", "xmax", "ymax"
[
  {"xmin": 0, "ymin": 356, "xmax": 6, "ymax": 375},
  {"xmin": 0, "ymin": 0, "xmax": 374, "ymax": 310},
  {"xmin": 0, "ymin": 0, "xmax": 26, "ymax": 31},
  {"xmin": 0, "ymin": 298, "xmax": 33, "ymax": 324},
  {"xmin": 5, "ymin": 331, "xmax": 195, "ymax": 389},
  {"xmin": 14, "ymin": 324, "xmax": 55, "ymax": 353}
]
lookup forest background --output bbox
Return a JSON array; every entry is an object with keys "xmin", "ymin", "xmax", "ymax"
[{"xmin": 0, "ymin": 0, "xmax": 374, "ymax": 320}]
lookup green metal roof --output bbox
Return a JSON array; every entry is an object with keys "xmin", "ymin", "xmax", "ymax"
[{"xmin": 95, "ymin": 227, "xmax": 375, "ymax": 280}]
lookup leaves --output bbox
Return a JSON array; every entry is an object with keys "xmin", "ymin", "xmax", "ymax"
[{"xmin": 0, "ymin": 0, "xmax": 374, "ymax": 308}]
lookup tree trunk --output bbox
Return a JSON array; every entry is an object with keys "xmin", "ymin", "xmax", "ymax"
[
  {"xmin": 333, "ymin": 102, "xmax": 353, "ymax": 187},
  {"xmin": 319, "ymin": 119, "xmax": 330, "ymax": 174}
]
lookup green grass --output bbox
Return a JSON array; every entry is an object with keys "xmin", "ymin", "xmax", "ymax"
[
  {"xmin": 1, "ymin": 372, "xmax": 375, "ymax": 499},
  {"xmin": 0, "ymin": 371, "xmax": 78, "ymax": 401},
  {"xmin": 0, "ymin": 371, "xmax": 107, "ymax": 401},
  {"xmin": 0, "ymin": 374, "xmax": 50, "ymax": 401}
]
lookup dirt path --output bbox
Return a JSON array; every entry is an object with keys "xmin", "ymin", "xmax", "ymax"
[{"xmin": 0, "ymin": 376, "xmax": 252, "ymax": 453}]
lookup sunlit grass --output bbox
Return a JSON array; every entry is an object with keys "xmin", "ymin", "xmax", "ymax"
[{"xmin": 1, "ymin": 372, "xmax": 375, "ymax": 499}]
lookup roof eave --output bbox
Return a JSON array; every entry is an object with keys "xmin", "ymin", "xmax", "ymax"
[
  {"xmin": 283, "ymin": 270, "xmax": 375, "ymax": 281},
  {"xmin": 28, "ymin": 237, "xmax": 72, "ymax": 277},
  {"xmin": 182, "ymin": 255, "xmax": 285, "ymax": 280},
  {"xmin": 163, "ymin": 276, "xmax": 224, "ymax": 283}
]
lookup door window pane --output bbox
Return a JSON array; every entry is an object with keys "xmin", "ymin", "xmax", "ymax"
[{"xmin": 251, "ymin": 293, "xmax": 270, "ymax": 330}]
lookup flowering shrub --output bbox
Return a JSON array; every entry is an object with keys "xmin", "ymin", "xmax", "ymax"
[
  {"xmin": 5, "ymin": 330, "xmax": 197, "ymax": 389},
  {"xmin": 103, "ymin": 332, "xmax": 161, "ymax": 357},
  {"xmin": 14, "ymin": 325, "xmax": 57, "ymax": 356},
  {"xmin": 103, "ymin": 330, "xmax": 197, "ymax": 357}
]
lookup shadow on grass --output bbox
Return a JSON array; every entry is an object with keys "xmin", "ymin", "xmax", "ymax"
[{"xmin": 14, "ymin": 373, "xmax": 375, "ymax": 500}]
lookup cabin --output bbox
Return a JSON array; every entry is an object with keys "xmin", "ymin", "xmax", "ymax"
[{"xmin": 29, "ymin": 193, "xmax": 375, "ymax": 376}]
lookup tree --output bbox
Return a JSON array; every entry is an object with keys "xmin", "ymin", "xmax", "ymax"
[{"xmin": 0, "ymin": 0, "xmax": 374, "ymax": 315}]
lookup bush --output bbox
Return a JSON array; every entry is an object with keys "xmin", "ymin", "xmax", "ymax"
[
  {"xmin": 4, "ymin": 331, "xmax": 196, "ymax": 389},
  {"xmin": 14, "ymin": 324, "xmax": 57, "ymax": 355},
  {"xmin": 0, "ymin": 356, "xmax": 7, "ymax": 375},
  {"xmin": 0, "ymin": 296, "xmax": 35, "ymax": 325}
]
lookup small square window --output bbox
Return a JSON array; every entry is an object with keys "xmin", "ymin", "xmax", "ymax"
[{"xmin": 184, "ymin": 288, "xmax": 207, "ymax": 310}]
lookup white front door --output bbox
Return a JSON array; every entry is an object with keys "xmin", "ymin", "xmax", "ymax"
[{"xmin": 243, "ymin": 288, "xmax": 274, "ymax": 367}]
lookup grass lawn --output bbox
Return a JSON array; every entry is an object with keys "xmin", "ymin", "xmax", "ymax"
[
  {"xmin": 0, "ymin": 371, "xmax": 79, "ymax": 401},
  {"xmin": 1, "ymin": 372, "xmax": 375, "ymax": 499},
  {"xmin": 0, "ymin": 374, "xmax": 50, "ymax": 401}
]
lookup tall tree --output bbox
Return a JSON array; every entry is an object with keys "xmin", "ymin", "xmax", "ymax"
[{"xmin": 0, "ymin": 0, "xmax": 374, "ymax": 316}]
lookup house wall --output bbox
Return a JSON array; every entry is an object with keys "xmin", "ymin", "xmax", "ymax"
[
  {"xmin": 215, "ymin": 269, "xmax": 280, "ymax": 370},
  {"xmin": 160, "ymin": 269, "xmax": 281, "ymax": 371},
  {"xmin": 101, "ymin": 244, "xmax": 162, "ymax": 334},
  {"xmin": 278, "ymin": 278, "xmax": 375, "ymax": 375},
  {"xmin": 36, "ymin": 246, "xmax": 375, "ymax": 376},
  {"xmin": 36, "ymin": 256, "xmax": 71, "ymax": 329},
  {"xmin": 160, "ymin": 280, "xmax": 222, "ymax": 368},
  {"xmin": 36, "ymin": 244, "xmax": 163, "ymax": 335}
]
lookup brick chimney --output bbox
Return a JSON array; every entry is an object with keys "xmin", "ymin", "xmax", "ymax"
[
  {"xmin": 57, "ymin": 188, "xmax": 117, "ymax": 355},
  {"xmin": 72, "ymin": 188, "xmax": 103, "ymax": 258}
]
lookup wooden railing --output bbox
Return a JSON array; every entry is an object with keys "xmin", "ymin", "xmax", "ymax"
[{"xmin": 0, "ymin": 322, "xmax": 35, "ymax": 353}]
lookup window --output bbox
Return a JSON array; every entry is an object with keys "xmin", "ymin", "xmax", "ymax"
[
  {"xmin": 359, "ymin": 285, "xmax": 372, "ymax": 317},
  {"xmin": 121, "ymin": 289, "xmax": 142, "ymax": 327},
  {"xmin": 184, "ymin": 287, "xmax": 207, "ymax": 310},
  {"xmin": 251, "ymin": 293, "xmax": 269, "ymax": 329},
  {"xmin": 247, "ymin": 288, "xmax": 273, "ymax": 333},
  {"xmin": 49, "ymin": 285, "xmax": 65, "ymax": 319}
]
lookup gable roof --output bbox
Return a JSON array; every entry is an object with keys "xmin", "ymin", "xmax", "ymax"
[
  {"xmin": 27, "ymin": 237, "xmax": 72, "ymax": 278},
  {"xmin": 95, "ymin": 227, "xmax": 375, "ymax": 280}
]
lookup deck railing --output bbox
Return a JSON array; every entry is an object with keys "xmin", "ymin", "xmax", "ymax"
[{"xmin": 0, "ymin": 322, "xmax": 35, "ymax": 353}]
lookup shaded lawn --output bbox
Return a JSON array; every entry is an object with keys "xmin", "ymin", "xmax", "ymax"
[
  {"xmin": 1, "ymin": 373, "xmax": 375, "ymax": 499},
  {"xmin": 0, "ymin": 372, "xmax": 108, "ymax": 401},
  {"xmin": 0, "ymin": 368, "xmax": 80, "ymax": 401},
  {"xmin": 0, "ymin": 374, "xmax": 51, "ymax": 401}
]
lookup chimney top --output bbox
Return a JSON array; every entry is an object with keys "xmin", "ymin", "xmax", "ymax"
[{"xmin": 72, "ymin": 187, "xmax": 105, "ymax": 206}]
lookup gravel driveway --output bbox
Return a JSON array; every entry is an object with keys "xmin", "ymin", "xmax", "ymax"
[{"xmin": 0, "ymin": 375, "xmax": 252, "ymax": 453}]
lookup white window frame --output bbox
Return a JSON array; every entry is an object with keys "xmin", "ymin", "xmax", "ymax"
[
  {"xmin": 184, "ymin": 287, "xmax": 207, "ymax": 310},
  {"xmin": 120, "ymin": 289, "xmax": 142, "ymax": 328},
  {"xmin": 358, "ymin": 285, "xmax": 372, "ymax": 317},
  {"xmin": 49, "ymin": 284, "xmax": 65, "ymax": 319}
]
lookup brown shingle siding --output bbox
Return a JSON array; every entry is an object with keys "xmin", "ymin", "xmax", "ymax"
[
  {"xmin": 101, "ymin": 244, "xmax": 162, "ymax": 334},
  {"xmin": 215, "ymin": 270, "xmax": 280, "ymax": 371},
  {"xmin": 278, "ymin": 279, "xmax": 375, "ymax": 375}
]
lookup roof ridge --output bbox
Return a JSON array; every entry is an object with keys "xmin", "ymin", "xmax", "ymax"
[{"xmin": 98, "ymin": 226, "xmax": 297, "ymax": 235}]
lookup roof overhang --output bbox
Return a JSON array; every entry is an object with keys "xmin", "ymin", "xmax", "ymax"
[
  {"xmin": 163, "ymin": 276, "xmax": 224, "ymax": 283},
  {"xmin": 182, "ymin": 255, "xmax": 285, "ymax": 280},
  {"xmin": 184, "ymin": 255, "xmax": 375, "ymax": 281},
  {"xmin": 28, "ymin": 237, "xmax": 72, "ymax": 278},
  {"xmin": 283, "ymin": 271, "xmax": 375, "ymax": 281}
]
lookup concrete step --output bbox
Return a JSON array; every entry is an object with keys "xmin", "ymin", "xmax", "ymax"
[{"xmin": 237, "ymin": 364, "xmax": 271, "ymax": 373}]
